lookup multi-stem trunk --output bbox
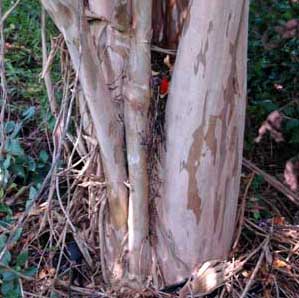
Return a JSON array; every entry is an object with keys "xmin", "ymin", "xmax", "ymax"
[{"xmin": 41, "ymin": 0, "xmax": 249, "ymax": 290}]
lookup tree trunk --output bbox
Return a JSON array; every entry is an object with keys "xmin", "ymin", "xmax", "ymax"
[
  {"xmin": 41, "ymin": 0, "xmax": 249, "ymax": 290},
  {"xmin": 40, "ymin": 0, "xmax": 129, "ymax": 281},
  {"xmin": 156, "ymin": 0, "xmax": 248, "ymax": 284},
  {"xmin": 124, "ymin": 0, "xmax": 152, "ymax": 281}
]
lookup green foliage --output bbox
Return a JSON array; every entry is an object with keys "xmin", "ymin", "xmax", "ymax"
[
  {"xmin": 3, "ymin": 0, "xmax": 58, "ymax": 123},
  {"xmin": 0, "ymin": 2, "xmax": 56, "ymax": 294},
  {"xmin": 248, "ymin": 0, "xmax": 299, "ymax": 122},
  {"xmin": 246, "ymin": 0, "xmax": 299, "ymax": 159},
  {"xmin": 0, "ymin": 234, "xmax": 37, "ymax": 298}
]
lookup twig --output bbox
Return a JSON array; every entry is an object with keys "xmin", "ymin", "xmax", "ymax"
[
  {"xmin": 239, "ymin": 238, "xmax": 269, "ymax": 298},
  {"xmin": 55, "ymin": 279, "xmax": 107, "ymax": 297},
  {"xmin": 23, "ymin": 291, "xmax": 49, "ymax": 298},
  {"xmin": 151, "ymin": 45, "xmax": 177, "ymax": 56},
  {"xmin": 240, "ymin": 253, "xmax": 264, "ymax": 298},
  {"xmin": 98, "ymin": 194, "xmax": 109, "ymax": 285},
  {"xmin": 0, "ymin": 0, "xmax": 21, "ymax": 27},
  {"xmin": 0, "ymin": 20, "xmax": 81, "ymax": 265},
  {"xmin": 242, "ymin": 158, "xmax": 299, "ymax": 206},
  {"xmin": 232, "ymin": 173, "xmax": 255, "ymax": 250},
  {"xmin": 0, "ymin": 1, "xmax": 8, "ymax": 156},
  {"xmin": 41, "ymin": 7, "xmax": 58, "ymax": 116}
]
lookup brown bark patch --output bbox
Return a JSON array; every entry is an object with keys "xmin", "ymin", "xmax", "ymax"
[
  {"xmin": 218, "ymin": 177, "xmax": 231, "ymax": 240},
  {"xmin": 212, "ymin": 105, "xmax": 228, "ymax": 232},
  {"xmin": 128, "ymin": 99, "xmax": 147, "ymax": 114},
  {"xmin": 230, "ymin": 126, "xmax": 239, "ymax": 177},
  {"xmin": 108, "ymin": 121, "xmax": 116, "ymax": 137},
  {"xmin": 205, "ymin": 115, "xmax": 218, "ymax": 164},
  {"xmin": 109, "ymin": 193, "xmax": 128, "ymax": 229},
  {"xmin": 181, "ymin": 4, "xmax": 191, "ymax": 37},
  {"xmin": 113, "ymin": 1, "xmax": 130, "ymax": 32},
  {"xmin": 194, "ymin": 38, "xmax": 209, "ymax": 75},
  {"xmin": 113, "ymin": 145, "xmax": 123, "ymax": 164},
  {"xmin": 184, "ymin": 125, "xmax": 203, "ymax": 224},
  {"xmin": 183, "ymin": 95, "xmax": 209, "ymax": 223},
  {"xmin": 213, "ymin": 192, "xmax": 220, "ymax": 232},
  {"xmin": 208, "ymin": 20, "xmax": 214, "ymax": 33},
  {"xmin": 226, "ymin": 12, "xmax": 232, "ymax": 37},
  {"xmin": 55, "ymin": 3, "xmax": 74, "ymax": 28},
  {"xmin": 223, "ymin": 43, "xmax": 238, "ymax": 125}
]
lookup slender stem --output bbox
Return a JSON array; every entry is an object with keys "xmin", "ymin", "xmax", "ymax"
[{"xmin": 0, "ymin": 0, "xmax": 8, "ymax": 156}]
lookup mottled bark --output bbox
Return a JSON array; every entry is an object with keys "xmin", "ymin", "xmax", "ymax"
[{"xmin": 157, "ymin": 0, "xmax": 249, "ymax": 284}]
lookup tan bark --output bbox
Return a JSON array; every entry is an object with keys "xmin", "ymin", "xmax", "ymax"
[
  {"xmin": 157, "ymin": 0, "xmax": 249, "ymax": 284},
  {"xmin": 41, "ymin": 0, "xmax": 128, "ymax": 279},
  {"xmin": 124, "ymin": 0, "xmax": 152, "ymax": 282},
  {"xmin": 40, "ymin": 0, "xmax": 249, "ymax": 290}
]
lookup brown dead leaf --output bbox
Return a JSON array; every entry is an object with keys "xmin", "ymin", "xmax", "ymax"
[
  {"xmin": 284, "ymin": 157, "xmax": 299, "ymax": 191},
  {"xmin": 272, "ymin": 216, "xmax": 285, "ymax": 225},
  {"xmin": 273, "ymin": 258, "xmax": 291, "ymax": 270},
  {"xmin": 255, "ymin": 110, "xmax": 284, "ymax": 143}
]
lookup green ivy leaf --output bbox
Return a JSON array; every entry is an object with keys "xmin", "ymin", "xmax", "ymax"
[
  {"xmin": 252, "ymin": 100, "xmax": 279, "ymax": 113},
  {"xmin": 23, "ymin": 266, "xmax": 37, "ymax": 277},
  {"xmin": 12, "ymin": 164, "xmax": 26, "ymax": 179},
  {"xmin": 0, "ymin": 234, "xmax": 7, "ymax": 250},
  {"xmin": 11, "ymin": 228, "xmax": 22, "ymax": 245},
  {"xmin": 50, "ymin": 292, "xmax": 60, "ymax": 298},
  {"xmin": 22, "ymin": 106, "xmax": 35, "ymax": 121},
  {"xmin": 3, "ymin": 155, "xmax": 12, "ymax": 169},
  {"xmin": 252, "ymin": 175, "xmax": 264, "ymax": 192},
  {"xmin": 2, "ymin": 271, "xmax": 18, "ymax": 282},
  {"xmin": 27, "ymin": 157, "xmax": 36, "ymax": 172},
  {"xmin": 1, "ymin": 280, "xmax": 14, "ymax": 296},
  {"xmin": 0, "ymin": 204, "xmax": 13, "ymax": 216},
  {"xmin": 285, "ymin": 119, "xmax": 299, "ymax": 131},
  {"xmin": 4, "ymin": 122, "xmax": 16, "ymax": 134},
  {"xmin": 1, "ymin": 250, "xmax": 12, "ymax": 266},
  {"xmin": 39, "ymin": 150, "xmax": 49, "ymax": 163},
  {"xmin": 5, "ymin": 139, "xmax": 24, "ymax": 157},
  {"xmin": 16, "ymin": 251, "xmax": 28, "ymax": 267},
  {"xmin": 253, "ymin": 211, "xmax": 261, "ymax": 221},
  {"xmin": 10, "ymin": 123, "xmax": 22, "ymax": 139},
  {"xmin": 26, "ymin": 186, "xmax": 37, "ymax": 210}
]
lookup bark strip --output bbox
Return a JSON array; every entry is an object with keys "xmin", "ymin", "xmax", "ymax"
[
  {"xmin": 41, "ymin": 0, "xmax": 128, "ymax": 279},
  {"xmin": 124, "ymin": 0, "xmax": 152, "ymax": 282}
]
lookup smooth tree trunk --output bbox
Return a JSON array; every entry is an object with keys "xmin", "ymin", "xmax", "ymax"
[
  {"xmin": 124, "ymin": 0, "xmax": 152, "ymax": 281},
  {"xmin": 40, "ymin": 0, "xmax": 249, "ymax": 290},
  {"xmin": 156, "ymin": 0, "xmax": 248, "ymax": 284}
]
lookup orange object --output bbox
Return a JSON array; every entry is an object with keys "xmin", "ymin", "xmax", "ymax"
[{"xmin": 160, "ymin": 77, "xmax": 169, "ymax": 96}]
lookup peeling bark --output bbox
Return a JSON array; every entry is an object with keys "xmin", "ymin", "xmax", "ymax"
[
  {"xmin": 41, "ymin": 0, "xmax": 249, "ymax": 289},
  {"xmin": 157, "ymin": 0, "xmax": 249, "ymax": 284},
  {"xmin": 41, "ymin": 0, "xmax": 128, "ymax": 280}
]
